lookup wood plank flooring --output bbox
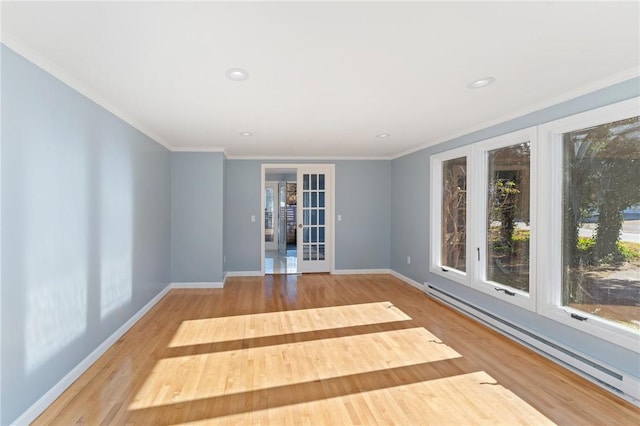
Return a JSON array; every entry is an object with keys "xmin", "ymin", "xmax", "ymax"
[{"xmin": 34, "ymin": 274, "xmax": 640, "ymax": 425}]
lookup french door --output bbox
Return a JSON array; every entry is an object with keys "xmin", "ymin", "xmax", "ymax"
[
  {"xmin": 264, "ymin": 182, "xmax": 278, "ymax": 250},
  {"xmin": 297, "ymin": 166, "xmax": 332, "ymax": 273},
  {"xmin": 278, "ymin": 182, "xmax": 287, "ymax": 255}
]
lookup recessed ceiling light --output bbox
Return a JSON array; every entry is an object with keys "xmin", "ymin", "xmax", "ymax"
[
  {"xmin": 226, "ymin": 68, "xmax": 249, "ymax": 81},
  {"xmin": 377, "ymin": 133, "xmax": 391, "ymax": 138},
  {"xmin": 240, "ymin": 132, "xmax": 253, "ymax": 136},
  {"xmin": 467, "ymin": 77, "xmax": 495, "ymax": 89}
]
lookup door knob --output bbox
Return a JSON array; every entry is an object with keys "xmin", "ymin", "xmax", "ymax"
[{"xmin": 298, "ymin": 224, "xmax": 303, "ymax": 228}]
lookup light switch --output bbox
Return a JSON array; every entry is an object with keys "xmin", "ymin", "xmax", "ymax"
[
  {"xmin": 337, "ymin": 214, "xmax": 342, "ymax": 222},
  {"xmin": 251, "ymin": 215, "xmax": 256, "ymax": 222}
]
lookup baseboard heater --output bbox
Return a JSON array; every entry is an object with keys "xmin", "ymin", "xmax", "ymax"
[{"xmin": 425, "ymin": 283, "xmax": 640, "ymax": 407}]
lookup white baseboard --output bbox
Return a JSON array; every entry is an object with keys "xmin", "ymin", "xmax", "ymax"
[
  {"xmin": 224, "ymin": 270, "xmax": 263, "ymax": 277},
  {"xmin": 13, "ymin": 284, "xmax": 172, "ymax": 426},
  {"xmin": 332, "ymin": 269, "xmax": 391, "ymax": 275},
  {"xmin": 389, "ymin": 270, "xmax": 424, "ymax": 290},
  {"xmin": 171, "ymin": 281, "xmax": 224, "ymax": 289}
]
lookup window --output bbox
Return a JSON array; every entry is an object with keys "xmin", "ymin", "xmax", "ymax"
[
  {"xmin": 562, "ymin": 117, "xmax": 639, "ymax": 327},
  {"xmin": 471, "ymin": 129, "xmax": 537, "ymax": 310},
  {"xmin": 538, "ymin": 98, "xmax": 639, "ymax": 351},
  {"xmin": 432, "ymin": 100, "xmax": 640, "ymax": 350},
  {"xmin": 485, "ymin": 142, "xmax": 532, "ymax": 292},
  {"xmin": 431, "ymin": 129, "xmax": 536, "ymax": 308},
  {"xmin": 431, "ymin": 147, "xmax": 470, "ymax": 285},
  {"xmin": 442, "ymin": 156, "xmax": 468, "ymax": 272}
]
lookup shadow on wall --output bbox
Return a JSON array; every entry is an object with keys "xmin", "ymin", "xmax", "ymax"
[
  {"xmin": 3, "ymin": 123, "xmax": 143, "ymax": 423},
  {"xmin": 19, "ymin": 122, "xmax": 135, "ymax": 374}
]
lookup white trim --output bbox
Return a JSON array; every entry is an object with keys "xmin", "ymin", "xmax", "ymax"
[
  {"xmin": 224, "ymin": 270, "xmax": 264, "ymax": 277},
  {"xmin": 0, "ymin": 40, "xmax": 3, "ymax": 424},
  {"xmin": 390, "ymin": 270, "xmax": 424, "ymax": 291},
  {"xmin": 332, "ymin": 269, "xmax": 391, "ymax": 275},
  {"xmin": 226, "ymin": 155, "xmax": 390, "ymax": 161},
  {"xmin": 1, "ymin": 37, "xmax": 173, "ymax": 151},
  {"xmin": 12, "ymin": 284, "xmax": 172, "ymax": 426},
  {"xmin": 170, "ymin": 282, "xmax": 224, "ymax": 289},
  {"xmin": 392, "ymin": 68, "xmax": 640, "ymax": 160},
  {"xmin": 260, "ymin": 165, "xmax": 267, "ymax": 276},
  {"xmin": 171, "ymin": 147, "xmax": 226, "ymax": 153}
]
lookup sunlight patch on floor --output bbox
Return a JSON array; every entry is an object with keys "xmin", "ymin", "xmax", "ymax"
[
  {"xmin": 168, "ymin": 301, "xmax": 412, "ymax": 347},
  {"xmin": 177, "ymin": 371, "xmax": 555, "ymax": 426},
  {"xmin": 129, "ymin": 327, "xmax": 459, "ymax": 410}
]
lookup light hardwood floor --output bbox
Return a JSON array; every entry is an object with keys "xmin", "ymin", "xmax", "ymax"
[{"xmin": 34, "ymin": 274, "xmax": 639, "ymax": 425}]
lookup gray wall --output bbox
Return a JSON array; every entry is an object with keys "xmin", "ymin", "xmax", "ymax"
[
  {"xmin": 171, "ymin": 153, "xmax": 224, "ymax": 283},
  {"xmin": 335, "ymin": 160, "xmax": 390, "ymax": 270},
  {"xmin": 390, "ymin": 77, "xmax": 640, "ymax": 378},
  {"xmin": 390, "ymin": 149, "xmax": 430, "ymax": 280},
  {"xmin": 1, "ymin": 45, "xmax": 171, "ymax": 424},
  {"xmin": 225, "ymin": 160, "xmax": 391, "ymax": 272},
  {"xmin": 225, "ymin": 160, "xmax": 262, "ymax": 272}
]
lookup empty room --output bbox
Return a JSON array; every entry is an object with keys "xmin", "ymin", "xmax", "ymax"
[{"xmin": 2, "ymin": 1, "xmax": 640, "ymax": 424}]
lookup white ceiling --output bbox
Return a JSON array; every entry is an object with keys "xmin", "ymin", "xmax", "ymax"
[{"xmin": 2, "ymin": 1, "xmax": 639, "ymax": 159}]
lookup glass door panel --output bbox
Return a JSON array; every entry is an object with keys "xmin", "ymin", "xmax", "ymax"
[
  {"xmin": 297, "ymin": 167, "xmax": 331, "ymax": 272},
  {"xmin": 264, "ymin": 183, "xmax": 277, "ymax": 251},
  {"xmin": 278, "ymin": 182, "xmax": 287, "ymax": 255}
]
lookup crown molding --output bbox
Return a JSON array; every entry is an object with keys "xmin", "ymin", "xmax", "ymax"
[
  {"xmin": 225, "ymin": 154, "xmax": 392, "ymax": 161},
  {"xmin": 171, "ymin": 147, "xmax": 227, "ymax": 153}
]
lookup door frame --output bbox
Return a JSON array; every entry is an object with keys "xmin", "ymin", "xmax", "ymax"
[{"xmin": 260, "ymin": 163, "xmax": 335, "ymax": 275}]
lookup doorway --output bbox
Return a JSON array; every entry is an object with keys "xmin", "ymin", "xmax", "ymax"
[
  {"xmin": 261, "ymin": 164, "xmax": 335, "ymax": 275},
  {"xmin": 264, "ymin": 169, "xmax": 298, "ymax": 274}
]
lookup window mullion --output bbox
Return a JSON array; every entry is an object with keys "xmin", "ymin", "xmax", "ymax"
[{"xmin": 468, "ymin": 144, "xmax": 485, "ymax": 286}]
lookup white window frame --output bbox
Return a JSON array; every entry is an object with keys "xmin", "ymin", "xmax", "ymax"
[
  {"xmin": 470, "ymin": 127, "xmax": 538, "ymax": 311},
  {"xmin": 430, "ymin": 146, "xmax": 471, "ymax": 286},
  {"xmin": 431, "ymin": 99, "xmax": 640, "ymax": 351},
  {"xmin": 537, "ymin": 97, "xmax": 640, "ymax": 352}
]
